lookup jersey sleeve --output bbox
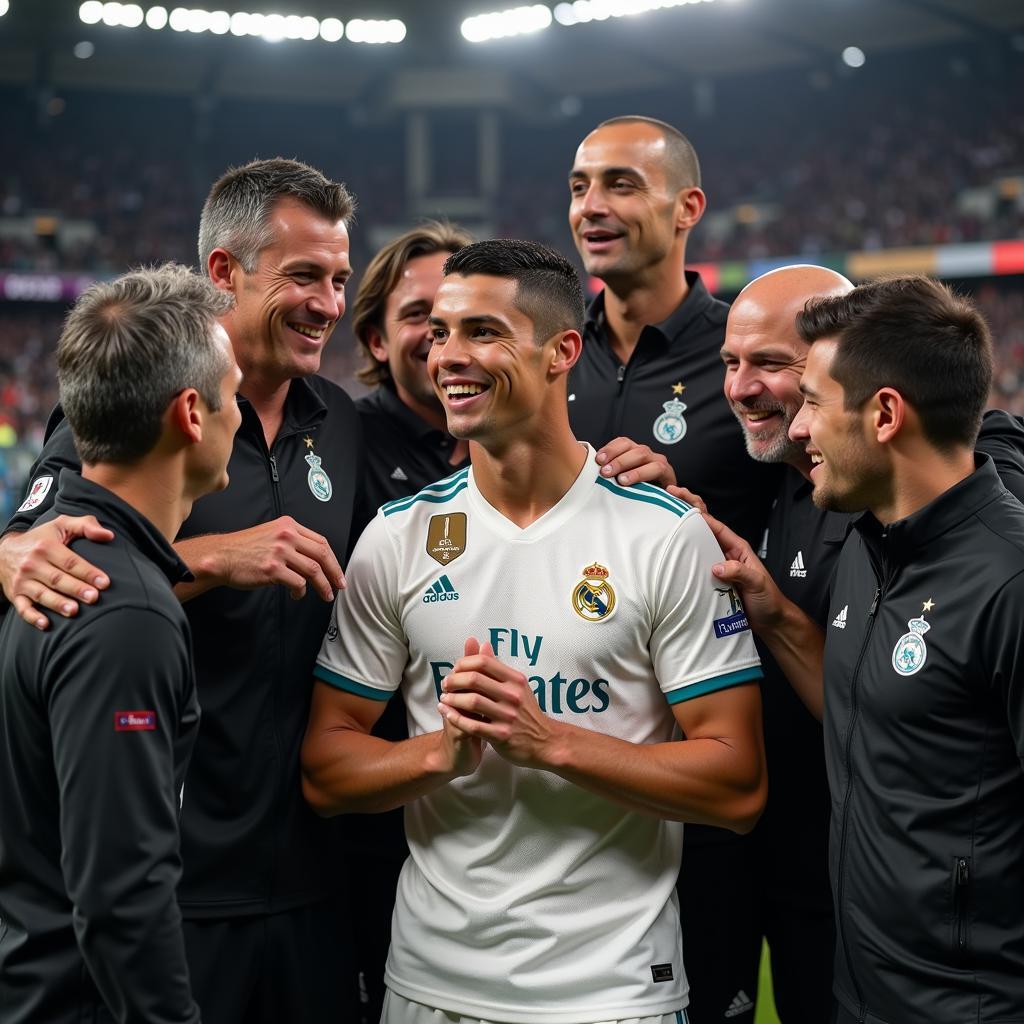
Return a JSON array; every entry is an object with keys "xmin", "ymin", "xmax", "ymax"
[
  {"xmin": 649, "ymin": 510, "xmax": 763, "ymax": 705},
  {"xmin": 3, "ymin": 411, "xmax": 80, "ymax": 536},
  {"xmin": 44, "ymin": 607, "xmax": 200, "ymax": 1024},
  {"xmin": 314, "ymin": 510, "xmax": 407, "ymax": 701}
]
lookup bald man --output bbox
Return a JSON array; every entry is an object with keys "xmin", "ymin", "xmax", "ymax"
[{"xmin": 693, "ymin": 266, "xmax": 1024, "ymax": 1023}]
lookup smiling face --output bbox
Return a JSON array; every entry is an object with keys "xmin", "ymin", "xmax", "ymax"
[
  {"xmin": 568, "ymin": 122, "xmax": 685, "ymax": 283},
  {"xmin": 221, "ymin": 197, "xmax": 351, "ymax": 388},
  {"xmin": 367, "ymin": 250, "xmax": 450, "ymax": 420},
  {"xmin": 427, "ymin": 274, "xmax": 559, "ymax": 446},
  {"xmin": 722, "ymin": 305, "xmax": 810, "ymax": 467},
  {"xmin": 790, "ymin": 339, "xmax": 886, "ymax": 512}
]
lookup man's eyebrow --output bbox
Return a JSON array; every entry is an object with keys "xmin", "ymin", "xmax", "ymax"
[
  {"xmin": 396, "ymin": 298, "xmax": 431, "ymax": 317},
  {"xmin": 798, "ymin": 380, "xmax": 820, "ymax": 398},
  {"xmin": 428, "ymin": 313, "xmax": 511, "ymax": 330},
  {"xmin": 569, "ymin": 165, "xmax": 644, "ymax": 182}
]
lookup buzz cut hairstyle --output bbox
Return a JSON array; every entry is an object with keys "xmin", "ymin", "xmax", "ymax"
[
  {"xmin": 442, "ymin": 239, "xmax": 585, "ymax": 343},
  {"xmin": 353, "ymin": 219, "xmax": 474, "ymax": 387},
  {"xmin": 58, "ymin": 263, "xmax": 235, "ymax": 466},
  {"xmin": 198, "ymin": 157, "xmax": 355, "ymax": 274},
  {"xmin": 796, "ymin": 274, "xmax": 993, "ymax": 451},
  {"xmin": 597, "ymin": 115, "xmax": 701, "ymax": 190}
]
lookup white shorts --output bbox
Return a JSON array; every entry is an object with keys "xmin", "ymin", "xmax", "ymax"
[{"xmin": 380, "ymin": 989, "xmax": 691, "ymax": 1024}]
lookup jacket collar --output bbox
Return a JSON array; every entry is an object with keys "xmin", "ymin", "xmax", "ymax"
[
  {"xmin": 584, "ymin": 271, "xmax": 714, "ymax": 347},
  {"xmin": 52, "ymin": 470, "xmax": 193, "ymax": 586},
  {"xmin": 853, "ymin": 454, "xmax": 1005, "ymax": 559}
]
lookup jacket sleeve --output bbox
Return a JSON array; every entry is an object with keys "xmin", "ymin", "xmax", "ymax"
[
  {"xmin": 976, "ymin": 409, "xmax": 1024, "ymax": 503},
  {"xmin": 44, "ymin": 607, "xmax": 200, "ymax": 1024},
  {"xmin": 980, "ymin": 570, "xmax": 1024, "ymax": 769},
  {"xmin": 3, "ymin": 408, "xmax": 80, "ymax": 536}
]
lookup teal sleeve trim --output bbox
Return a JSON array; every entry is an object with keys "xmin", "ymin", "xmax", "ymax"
[
  {"xmin": 595, "ymin": 476, "xmax": 684, "ymax": 517},
  {"xmin": 382, "ymin": 480, "xmax": 468, "ymax": 517},
  {"xmin": 313, "ymin": 664, "xmax": 392, "ymax": 701},
  {"xmin": 665, "ymin": 665, "xmax": 763, "ymax": 705}
]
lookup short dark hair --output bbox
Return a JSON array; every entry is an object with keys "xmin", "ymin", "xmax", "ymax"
[
  {"xmin": 442, "ymin": 239, "xmax": 585, "ymax": 343},
  {"xmin": 198, "ymin": 157, "xmax": 355, "ymax": 273},
  {"xmin": 353, "ymin": 220, "xmax": 473, "ymax": 387},
  {"xmin": 597, "ymin": 115, "xmax": 701, "ymax": 190},
  {"xmin": 797, "ymin": 275, "xmax": 992, "ymax": 450},
  {"xmin": 58, "ymin": 263, "xmax": 234, "ymax": 465}
]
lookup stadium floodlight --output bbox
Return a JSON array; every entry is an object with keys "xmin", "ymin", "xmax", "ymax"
[
  {"xmin": 74, "ymin": 40, "xmax": 96, "ymax": 58},
  {"xmin": 207, "ymin": 9, "xmax": 229, "ymax": 33},
  {"xmin": 300, "ymin": 15, "xmax": 319, "ymax": 40},
  {"xmin": 80, "ymin": 1, "xmax": 104, "ymax": 23},
  {"xmin": 120, "ymin": 3, "xmax": 144, "ymax": 26},
  {"xmin": 0, "ymin": 0, "xmax": 8, "ymax": 18},
  {"xmin": 346, "ymin": 18, "xmax": 406, "ymax": 44},
  {"xmin": 146, "ymin": 5, "xmax": 169, "ymax": 28},
  {"xmin": 842, "ymin": 45, "xmax": 866, "ymax": 68},
  {"xmin": 261, "ymin": 13, "xmax": 287, "ymax": 41},
  {"xmin": 319, "ymin": 16, "xmax": 344, "ymax": 41},
  {"xmin": 168, "ymin": 6, "xmax": 189, "ymax": 30},
  {"xmin": 554, "ymin": 0, "xmax": 717, "ymax": 27},
  {"xmin": 461, "ymin": 4, "xmax": 552, "ymax": 43}
]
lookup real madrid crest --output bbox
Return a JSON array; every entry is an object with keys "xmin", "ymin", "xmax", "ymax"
[
  {"xmin": 892, "ymin": 599, "xmax": 934, "ymax": 676},
  {"xmin": 303, "ymin": 436, "xmax": 333, "ymax": 502},
  {"xmin": 572, "ymin": 562, "xmax": 616, "ymax": 622},
  {"xmin": 653, "ymin": 382, "xmax": 687, "ymax": 445}
]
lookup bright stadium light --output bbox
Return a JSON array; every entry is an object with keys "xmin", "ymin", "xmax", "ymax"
[
  {"xmin": 461, "ymin": 4, "xmax": 551, "ymax": 43},
  {"xmin": 346, "ymin": 18, "xmax": 405, "ymax": 44},
  {"xmin": 80, "ymin": 1, "xmax": 104, "ymax": 23},
  {"xmin": 554, "ymin": 0, "xmax": 717, "ymax": 27},
  {"xmin": 168, "ymin": 6, "xmax": 189, "ymax": 30},
  {"xmin": 300, "ymin": 15, "xmax": 319, "ymax": 40},
  {"xmin": 842, "ymin": 45, "xmax": 866, "ymax": 68},
  {"xmin": 207, "ymin": 9, "xmax": 229, "ymax": 33},
  {"xmin": 0, "ymin": 1, "xmax": 9, "ymax": 17},
  {"xmin": 319, "ymin": 17, "xmax": 344, "ymax": 41},
  {"xmin": 120, "ymin": 3, "xmax": 144, "ymax": 26},
  {"xmin": 146, "ymin": 5, "xmax": 168, "ymax": 28}
]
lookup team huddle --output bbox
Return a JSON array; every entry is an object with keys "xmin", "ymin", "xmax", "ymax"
[{"xmin": 1, "ymin": 116, "xmax": 1023, "ymax": 1024}]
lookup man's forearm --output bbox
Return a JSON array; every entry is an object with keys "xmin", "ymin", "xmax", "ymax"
[
  {"xmin": 543, "ymin": 717, "xmax": 765, "ymax": 832},
  {"xmin": 301, "ymin": 726, "xmax": 466, "ymax": 817},
  {"xmin": 172, "ymin": 534, "xmax": 226, "ymax": 602},
  {"xmin": 760, "ymin": 599, "xmax": 825, "ymax": 720}
]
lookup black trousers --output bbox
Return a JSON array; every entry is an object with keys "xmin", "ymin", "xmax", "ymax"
[
  {"xmin": 678, "ymin": 824, "xmax": 835, "ymax": 1024},
  {"xmin": 182, "ymin": 899, "xmax": 360, "ymax": 1024}
]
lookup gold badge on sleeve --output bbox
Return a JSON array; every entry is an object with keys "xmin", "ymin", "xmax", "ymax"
[{"xmin": 427, "ymin": 513, "xmax": 467, "ymax": 566}]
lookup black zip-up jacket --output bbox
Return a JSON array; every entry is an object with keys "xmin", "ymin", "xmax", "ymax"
[
  {"xmin": 0, "ymin": 472, "xmax": 200, "ymax": 1023},
  {"xmin": 568, "ymin": 272, "xmax": 781, "ymax": 548},
  {"xmin": 823, "ymin": 455, "xmax": 1024, "ymax": 1024},
  {"xmin": 4, "ymin": 375, "xmax": 363, "ymax": 917}
]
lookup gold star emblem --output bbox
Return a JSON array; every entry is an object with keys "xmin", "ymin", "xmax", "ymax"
[
  {"xmin": 922, "ymin": 599, "xmax": 935, "ymax": 613},
  {"xmin": 304, "ymin": 436, "xmax": 314, "ymax": 450},
  {"xmin": 671, "ymin": 382, "xmax": 685, "ymax": 395}
]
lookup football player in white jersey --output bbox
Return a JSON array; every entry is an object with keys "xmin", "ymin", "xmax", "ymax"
[{"xmin": 302, "ymin": 239, "xmax": 766, "ymax": 1024}]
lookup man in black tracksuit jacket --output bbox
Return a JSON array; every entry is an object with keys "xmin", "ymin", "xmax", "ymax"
[
  {"xmin": 714, "ymin": 275, "xmax": 1024, "ymax": 1024},
  {"xmin": 0, "ymin": 161, "xmax": 364, "ymax": 1022},
  {"xmin": 0, "ymin": 265, "xmax": 241, "ymax": 1022}
]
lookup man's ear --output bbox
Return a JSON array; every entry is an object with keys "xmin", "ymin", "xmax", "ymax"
[
  {"xmin": 207, "ymin": 248, "xmax": 237, "ymax": 294},
  {"xmin": 549, "ymin": 329, "xmax": 583, "ymax": 378},
  {"xmin": 366, "ymin": 326, "xmax": 389, "ymax": 364},
  {"xmin": 172, "ymin": 388, "xmax": 203, "ymax": 445},
  {"xmin": 872, "ymin": 387, "xmax": 905, "ymax": 444},
  {"xmin": 676, "ymin": 186, "xmax": 707, "ymax": 232}
]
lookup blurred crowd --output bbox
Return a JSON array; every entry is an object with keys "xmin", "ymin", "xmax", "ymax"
[{"xmin": 1, "ymin": 43, "xmax": 1023, "ymax": 516}]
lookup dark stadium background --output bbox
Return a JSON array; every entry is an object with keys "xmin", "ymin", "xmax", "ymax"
[{"xmin": 1, "ymin": 1, "xmax": 1022, "ymax": 1018}]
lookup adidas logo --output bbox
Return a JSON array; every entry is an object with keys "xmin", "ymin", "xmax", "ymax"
[
  {"xmin": 832, "ymin": 604, "xmax": 848, "ymax": 629},
  {"xmin": 390, "ymin": 466, "xmax": 408, "ymax": 482},
  {"xmin": 423, "ymin": 574, "xmax": 460, "ymax": 604},
  {"xmin": 789, "ymin": 550, "xmax": 808, "ymax": 578},
  {"xmin": 724, "ymin": 989, "xmax": 754, "ymax": 1018}
]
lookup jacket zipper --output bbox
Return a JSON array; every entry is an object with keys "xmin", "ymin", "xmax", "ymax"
[
  {"xmin": 953, "ymin": 856, "xmax": 970, "ymax": 958},
  {"xmin": 837, "ymin": 533, "xmax": 894, "ymax": 1022}
]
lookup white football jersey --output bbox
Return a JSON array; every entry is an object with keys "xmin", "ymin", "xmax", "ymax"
[{"xmin": 315, "ymin": 446, "xmax": 761, "ymax": 1023}]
